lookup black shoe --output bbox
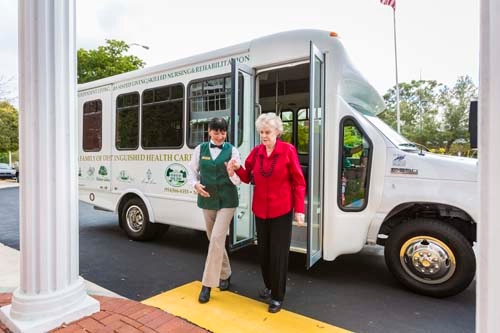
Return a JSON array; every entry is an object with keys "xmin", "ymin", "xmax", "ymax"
[
  {"xmin": 259, "ymin": 287, "xmax": 272, "ymax": 299},
  {"xmin": 198, "ymin": 286, "xmax": 211, "ymax": 303},
  {"xmin": 219, "ymin": 276, "xmax": 231, "ymax": 291},
  {"xmin": 268, "ymin": 299, "xmax": 282, "ymax": 313}
]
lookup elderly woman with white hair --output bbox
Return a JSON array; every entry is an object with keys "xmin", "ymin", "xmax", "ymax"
[{"xmin": 226, "ymin": 112, "xmax": 306, "ymax": 313}]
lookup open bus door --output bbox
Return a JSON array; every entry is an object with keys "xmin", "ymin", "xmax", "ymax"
[
  {"xmin": 307, "ymin": 42, "xmax": 325, "ymax": 268},
  {"xmin": 229, "ymin": 59, "xmax": 256, "ymax": 251}
]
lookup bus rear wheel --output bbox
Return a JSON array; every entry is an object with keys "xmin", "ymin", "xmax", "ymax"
[
  {"xmin": 120, "ymin": 197, "xmax": 165, "ymax": 241},
  {"xmin": 384, "ymin": 218, "xmax": 475, "ymax": 298}
]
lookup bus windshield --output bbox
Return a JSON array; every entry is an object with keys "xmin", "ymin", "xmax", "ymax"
[{"xmin": 364, "ymin": 115, "xmax": 421, "ymax": 153}]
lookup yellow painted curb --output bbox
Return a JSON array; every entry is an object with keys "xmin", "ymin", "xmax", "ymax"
[{"xmin": 142, "ymin": 281, "xmax": 352, "ymax": 333}]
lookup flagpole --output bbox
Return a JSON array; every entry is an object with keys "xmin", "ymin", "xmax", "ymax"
[{"xmin": 392, "ymin": 7, "xmax": 401, "ymax": 133}]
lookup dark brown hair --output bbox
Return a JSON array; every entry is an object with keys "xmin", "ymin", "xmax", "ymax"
[{"xmin": 208, "ymin": 117, "xmax": 228, "ymax": 131}]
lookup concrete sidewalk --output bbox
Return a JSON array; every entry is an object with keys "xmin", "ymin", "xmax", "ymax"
[
  {"xmin": 0, "ymin": 244, "xmax": 210, "ymax": 333},
  {"xmin": 0, "ymin": 180, "xmax": 19, "ymax": 190},
  {"xmin": 0, "ymin": 184, "xmax": 210, "ymax": 332},
  {"xmin": 0, "ymin": 243, "xmax": 123, "ymax": 297}
]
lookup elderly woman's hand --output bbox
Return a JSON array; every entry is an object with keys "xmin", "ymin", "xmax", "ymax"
[
  {"xmin": 225, "ymin": 159, "xmax": 240, "ymax": 176},
  {"xmin": 294, "ymin": 213, "xmax": 305, "ymax": 227},
  {"xmin": 231, "ymin": 158, "xmax": 241, "ymax": 170}
]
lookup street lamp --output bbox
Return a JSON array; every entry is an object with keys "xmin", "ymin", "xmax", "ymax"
[{"xmin": 130, "ymin": 43, "xmax": 149, "ymax": 50}]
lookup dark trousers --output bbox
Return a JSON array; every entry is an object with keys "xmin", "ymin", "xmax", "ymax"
[{"xmin": 255, "ymin": 211, "xmax": 293, "ymax": 302}]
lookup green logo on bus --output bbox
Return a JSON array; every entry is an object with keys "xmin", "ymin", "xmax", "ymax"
[{"xmin": 165, "ymin": 163, "xmax": 187, "ymax": 187}]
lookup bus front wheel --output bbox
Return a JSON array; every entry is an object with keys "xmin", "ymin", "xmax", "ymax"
[
  {"xmin": 120, "ymin": 198, "xmax": 165, "ymax": 241},
  {"xmin": 384, "ymin": 218, "xmax": 475, "ymax": 298}
]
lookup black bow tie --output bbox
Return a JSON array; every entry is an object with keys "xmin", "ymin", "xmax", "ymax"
[{"xmin": 210, "ymin": 143, "xmax": 223, "ymax": 149}]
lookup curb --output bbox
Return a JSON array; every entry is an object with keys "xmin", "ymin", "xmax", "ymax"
[
  {"xmin": 0, "ymin": 181, "xmax": 19, "ymax": 189},
  {"xmin": 0, "ymin": 243, "xmax": 123, "ymax": 298}
]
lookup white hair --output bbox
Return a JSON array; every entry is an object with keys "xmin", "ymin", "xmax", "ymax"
[{"xmin": 255, "ymin": 113, "xmax": 283, "ymax": 134}]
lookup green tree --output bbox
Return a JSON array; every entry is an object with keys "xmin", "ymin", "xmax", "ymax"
[
  {"xmin": 77, "ymin": 39, "xmax": 145, "ymax": 84},
  {"xmin": 0, "ymin": 101, "xmax": 19, "ymax": 153},
  {"xmin": 438, "ymin": 76, "xmax": 478, "ymax": 153},
  {"xmin": 380, "ymin": 77, "xmax": 478, "ymax": 154},
  {"xmin": 380, "ymin": 80, "xmax": 441, "ymax": 147}
]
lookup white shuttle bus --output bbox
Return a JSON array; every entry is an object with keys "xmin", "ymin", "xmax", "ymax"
[{"xmin": 78, "ymin": 30, "xmax": 478, "ymax": 297}]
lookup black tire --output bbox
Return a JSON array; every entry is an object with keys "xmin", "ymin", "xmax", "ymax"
[
  {"xmin": 119, "ymin": 197, "xmax": 166, "ymax": 241},
  {"xmin": 384, "ymin": 218, "xmax": 475, "ymax": 298}
]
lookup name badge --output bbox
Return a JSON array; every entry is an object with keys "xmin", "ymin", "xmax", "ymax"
[{"xmin": 201, "ymin": 156, "xmax": 211, "ymax": 160}]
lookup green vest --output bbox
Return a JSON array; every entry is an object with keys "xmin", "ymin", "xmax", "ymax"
[{"xmin": 197, "ymin": 142, "xmax": 239, "ymax": 210}]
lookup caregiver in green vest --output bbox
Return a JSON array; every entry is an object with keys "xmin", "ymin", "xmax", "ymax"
[{"xmin": 188, "ymin": 117, "xmax": 241, "ymax": 304}]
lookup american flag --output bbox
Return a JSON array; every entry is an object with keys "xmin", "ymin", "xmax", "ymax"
[{"xmin": 380, "ymin": 0, "xmax": 396, "ymax": 10}]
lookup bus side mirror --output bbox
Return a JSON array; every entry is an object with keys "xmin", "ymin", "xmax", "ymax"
[{"xmin": 468, "ymin": 100, "xmax": 478, "ymax": 149}]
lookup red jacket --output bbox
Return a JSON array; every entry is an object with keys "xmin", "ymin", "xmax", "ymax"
[{"xmin": 236, "ymin": 140, "xmax": 306, "ymax": 219}]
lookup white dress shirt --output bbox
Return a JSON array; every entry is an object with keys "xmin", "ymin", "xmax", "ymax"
[{"xmin": 188, "ymin": 141, "xmax": 242, "ymax": 189}]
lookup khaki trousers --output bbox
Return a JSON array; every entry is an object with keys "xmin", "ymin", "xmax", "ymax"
[{"xmin": 201, "ymin": 208, "xmax": 235, "ymax": 288}]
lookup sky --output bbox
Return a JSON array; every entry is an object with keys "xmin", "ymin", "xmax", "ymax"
[{"xmin": 0, "ymin": 0, "xmax": 479, "ymax": 105}]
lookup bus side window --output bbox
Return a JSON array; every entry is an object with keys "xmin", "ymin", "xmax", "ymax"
[
  {"xmin": 141, "ymin": 84, "xmax": 184, "ymax": 149},
  {"xmin": 339, "ymin": 118, "xmax": 371, "ymax": 210},
  {"xmin": 280, "ymin": 110, "xmax": 294, "ymax": 144},
  {"xmin": 116, "ymin": 92, "xmax": 140, "ymax": 150},
  {"xmin": 279, "ymin": 108, "xmax": 309, "ymax": 188},
  {"xmin": 82, "ymin": 99, "xmax": 102, "ymax": 152},
  {"xmin": 187, "ymin": 75, "xmax": 244, "ymax": 148},
  {"xmin": 278, "ymin": 108, "xmax": 310, "ymax": 153},
  {"xmin": 297, "ymin": 108, "xmax": 309, "ymax": 154}
]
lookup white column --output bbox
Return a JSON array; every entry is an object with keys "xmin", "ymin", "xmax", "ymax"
[
  {"xmin": 477, "ymin": 0, "xmax": 500, "ymax": 332},
  {"xmin": 0, "ymin": 1, "xmax": 99, "ymax": 332}
]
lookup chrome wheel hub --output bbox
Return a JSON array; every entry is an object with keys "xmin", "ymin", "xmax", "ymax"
[
  {"xmin": 126, "ymin": 205, "xmax": 144, "ymax": 232},
  {"xmin": 400, "ymin": 236, "xmax": 456, "ymax": 284}
]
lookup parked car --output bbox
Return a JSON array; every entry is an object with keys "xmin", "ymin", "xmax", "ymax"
[{"xmin": 0, "ymin": 163, "xmax": 17, "ymax": 180}]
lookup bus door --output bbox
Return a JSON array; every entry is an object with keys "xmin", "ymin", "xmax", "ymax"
[
  {"xmin": 229, "ymin": 59, "xmax": 256, "ymax": 251},
  {"xmin": 307, "ymin": 42, "xmax": 325, "ymax": 268}
]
